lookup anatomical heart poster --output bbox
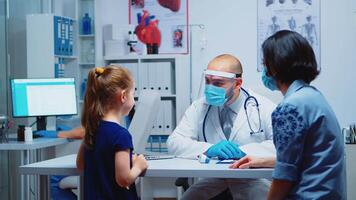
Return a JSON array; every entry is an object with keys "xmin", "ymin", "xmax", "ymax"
[
  {"xmin": 130, "ymin": 0, "xmax": 189, "ymax": 54},
  {"xmin": 258, "ymin": 0, "xmax": 320, "ymax": 71}
]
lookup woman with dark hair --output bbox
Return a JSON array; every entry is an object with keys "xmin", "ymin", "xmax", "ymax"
[{"xmin": 231, "ymin": 30, "xmax": 346, "ymax": 199}]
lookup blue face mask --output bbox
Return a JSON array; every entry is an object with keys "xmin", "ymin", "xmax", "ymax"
[
  {"xmin": 205, "ymin": 84, "xmax": 233, "ymax": 106},
  {"xmin": 261, "ymin": 68, "xmax": 278, "ymax": 91}
]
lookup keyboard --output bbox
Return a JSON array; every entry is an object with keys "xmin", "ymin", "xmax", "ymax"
[{"xmin": 144, "ymin": 154, "xmax": 175, "ymax": 160}]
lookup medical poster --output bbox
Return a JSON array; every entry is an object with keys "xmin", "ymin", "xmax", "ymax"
[
  {"xmin": 257, "ymin": 0, "xmax": 320, "ymax": 71},
  {"xmin": 129, "ymin": 0, "xmax": 189, "ymax": 54}
]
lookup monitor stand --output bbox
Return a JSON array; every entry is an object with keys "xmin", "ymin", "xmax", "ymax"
[{"xmin": 36, "ymin": 116, "xmax": 47, "ymax": 131}]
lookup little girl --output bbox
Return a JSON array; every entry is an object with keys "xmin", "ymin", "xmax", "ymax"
[{"xmin": 76, "ymin": 65, "xmax": 147, "ymax": 199}]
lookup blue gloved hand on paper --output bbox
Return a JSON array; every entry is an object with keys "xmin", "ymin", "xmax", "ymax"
[
  {"xmin": 36, "ymin": 130, "xmax": 58, "ymax": 138},
  {"xmin": 206, "ymin": 140, "xmax": 246, "ymax": 160}
]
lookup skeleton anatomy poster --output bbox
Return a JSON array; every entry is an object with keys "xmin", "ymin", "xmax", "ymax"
[
  {"xmin": 130, "ymin": 0, "xmax": 188, "ymax": 54},
  {"xmin": 258, "ymin": 0, "xmax": 320, "ymax": 71}
]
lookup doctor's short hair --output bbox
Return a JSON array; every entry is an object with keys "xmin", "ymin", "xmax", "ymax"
[
  {"xmin": 81, "ymin": 65, "xmax": 134, "ymax": 148},
  {"xmin": 262, "ymin": 30, "xmax": 319, "ymax": 84}
]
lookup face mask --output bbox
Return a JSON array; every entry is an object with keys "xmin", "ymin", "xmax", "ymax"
[
  {"xmin": 261, "ymin": 68, "xmax": 278, "ymax": 91},
  {"xmin": 205, "ymin": 84, "xmax": 234, "ymax": 106}
]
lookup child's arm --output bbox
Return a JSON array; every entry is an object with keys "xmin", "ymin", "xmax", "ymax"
[
  {"xmin": 115, "ymin": 150, "xmax": 148, "ymax": 188},
  {"xmin": 76, "ymin": 142, "xmax": 85, "ymax": 172}
]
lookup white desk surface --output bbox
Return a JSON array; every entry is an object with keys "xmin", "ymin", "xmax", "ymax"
[
  {"xmin": 19, "ymin": 154, "xmax": 79, "ymax": 176},
  {"xmin": 19, "ymin": 154, "xmax": 273, "ymax": 179},
  {"xmin": 146, "ymin": 158, "xmax": 273, "ymax": 179},
  {"xmin": 0, "ymin": 137, "xmax": 69, "ymax": 150}
]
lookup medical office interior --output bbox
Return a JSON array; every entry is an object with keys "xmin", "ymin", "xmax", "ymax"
[{"xmin": 0, "ymin": 0, "xmax": 356, "ymax": 199}]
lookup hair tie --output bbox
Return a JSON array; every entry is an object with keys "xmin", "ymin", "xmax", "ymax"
[{"xmin": 95, "ymin": 67, "xmax": 105, "ymax": 75}]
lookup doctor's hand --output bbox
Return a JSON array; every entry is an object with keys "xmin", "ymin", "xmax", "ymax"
[
  {"xmin": 35, "ymin": 130, "xmax": 58, "ymax": 138},
  {"xmin": 206, "ymin": 140, "xmax": 245, "ymax": 160},
  {"xmin": 229, "ymin": 156, "xmax": 276, "ymax": 169}
]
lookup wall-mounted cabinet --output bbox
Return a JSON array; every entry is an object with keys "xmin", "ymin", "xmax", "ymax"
[
  {"xmin": 105, "ymin": 55, "xmax": 190, "ymax": 140},
  {"xmin": 26, "ymin": 1, "xmax": 97, "ymax": 116}
]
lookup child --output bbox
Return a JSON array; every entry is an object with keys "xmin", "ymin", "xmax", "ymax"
[{"xmin": 76, "ymin": 65, "xmax": 148, "ymax": 200}]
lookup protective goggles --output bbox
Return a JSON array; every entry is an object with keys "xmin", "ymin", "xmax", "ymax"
[{"xmin": 204, "ymin": 70, "xmax": 241, "ymax": 79}]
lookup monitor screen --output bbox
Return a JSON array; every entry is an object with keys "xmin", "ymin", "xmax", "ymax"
[
  {"xmin": 11, "ymin": 78, "xmax": 77, "ymax": 117},
  {"xmin": 128, "ymin": 90, "xmax": 160, "ymax": 154}
]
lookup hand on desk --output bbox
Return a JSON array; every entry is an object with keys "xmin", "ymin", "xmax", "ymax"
[
  {"xmin": 229, "ymin": 156, "xmax": 276, "ymax": 169},
  {"xmin": 132, "ymin": 154, "xmax": 148, "ymax": 172},
  {"xmin": 206, "ymin": 140, "xmax": 246, "ymax": 160}
]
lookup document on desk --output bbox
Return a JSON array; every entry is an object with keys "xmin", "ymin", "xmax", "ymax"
[{"xmin": 215, "ymin": 159, "xmax": 235, "ymax": 164}]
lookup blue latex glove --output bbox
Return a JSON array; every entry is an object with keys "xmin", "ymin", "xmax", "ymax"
[
  {"xmin": 206, "ymin": 140, "xmax": 246, "ymax": 160},
  {"xmin": 35, "ymin": 130, "xmax": 58, "ymax": 138}
]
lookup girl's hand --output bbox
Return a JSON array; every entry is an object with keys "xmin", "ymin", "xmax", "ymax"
[
  {"xmin": 133, "ymin": 154, "xmax": 148, "ymax": 171},
  {"xmin": 132, "ymin": 154, "xmax": 137, "ymax": 162}
]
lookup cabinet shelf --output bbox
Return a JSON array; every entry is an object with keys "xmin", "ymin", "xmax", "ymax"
[
  {"xmin": 104, "ymin": 54, "xmax": 184, "ymax": 61},
  {"xmin": 79, "ymin": 34, "xmax": 95, "ymax": 38},
  {"xmin": 55, "ymin": 55, "xmax": 78, "ymax": 59},
  {"xmin": 78, "ymin": 94, "xmax": 183, "ymax": 103},
  {"xmin": 134, "ymin": 94, "xmax": 176, "ymax": 99},
  {"xmin": 79, "ymin": 63, "xmax": 95, "ymax": 66},
  {"xmin": 104, "ymin": 54, "xmax": 190, "ymax": 145}
]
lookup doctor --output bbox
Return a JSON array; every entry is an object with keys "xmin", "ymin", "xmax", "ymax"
[{"xmin": 167, "ymin": 54, "xmax": 276, "ymax": 199}]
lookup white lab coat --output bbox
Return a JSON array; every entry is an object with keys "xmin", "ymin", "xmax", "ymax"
[
  {"xmin": 167, "ymin": 89, "xmax": 276, "ymax": 159},
  {"xmin": 167, "ymin": 89, "xmax": 277, "ymax": 199}
]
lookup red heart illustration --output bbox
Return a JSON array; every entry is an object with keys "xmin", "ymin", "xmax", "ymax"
[{"xmin": 135, "ymin": 10, "xmax": 161, "ymax": 46}]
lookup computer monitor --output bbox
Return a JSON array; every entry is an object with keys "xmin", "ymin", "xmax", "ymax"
[
  {"xmin": 11, "ymin": 78, "xmax": 77, "ymax": 130},
  {"xmin": 128, "ymin": 90, "xmax": 160, "ymax": 154}
]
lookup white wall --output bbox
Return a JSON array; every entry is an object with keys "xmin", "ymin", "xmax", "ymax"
[
  {"xmin": 100, "ymin": 0, "xmax": 356, "ymax": 127},
  {"xmin": 316, "ymin": 0, "xmax": 356, "ymax": 128},
  {"xmin": 52, "ymin": 0, "xmax": 76, "ymax": 18}
]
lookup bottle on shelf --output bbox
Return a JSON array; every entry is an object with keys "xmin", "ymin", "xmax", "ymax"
[
  {"xmin": 17, "ymin": 125, "xmax": 25, "ymax": 141},
  {"xmin": 127, "ymin": 31, "xmax": 138, "ymax": 54},
  {"xmin": 24, "ymin": 127, "xmax": 33, "ymax": 142},
  {"xmin": 82, "ymin": 13, "xmax": 92, "ymax": 35}
]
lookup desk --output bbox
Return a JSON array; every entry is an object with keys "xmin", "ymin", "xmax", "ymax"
[
  {"xmin": 143, "ymin": 158, "xmax": 273, "ymax": 199},
  {"xmin": 0, "ymin": 137, "xmax": 69, "ymax": 200},
  {"xmin": 0, "ymin": 137, "xmax": 69, "ymax": 151},
  {"xmin": 146, "ymin": 158, "xmax": 273, "ymax": 179},
  {"xmin": 346, "ymin": 144, "xmax": 356, "ymax": 199},
  {"xmin": 19, "ymin": 154, "xmax": 80, "ymax": 200},
  {"xmin": 19, "ymin": 154, "xmax": 273, "ymax": 199}
]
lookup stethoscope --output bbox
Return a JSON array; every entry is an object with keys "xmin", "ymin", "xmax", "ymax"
[{"xmin": 202, "ymin": 88, "xmax": 263, "ymax": 142}]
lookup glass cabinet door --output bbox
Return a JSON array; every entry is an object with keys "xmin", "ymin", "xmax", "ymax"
[{"xmin": 0, "ymin": 1, "xmax": 8, "ymax": 199}]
